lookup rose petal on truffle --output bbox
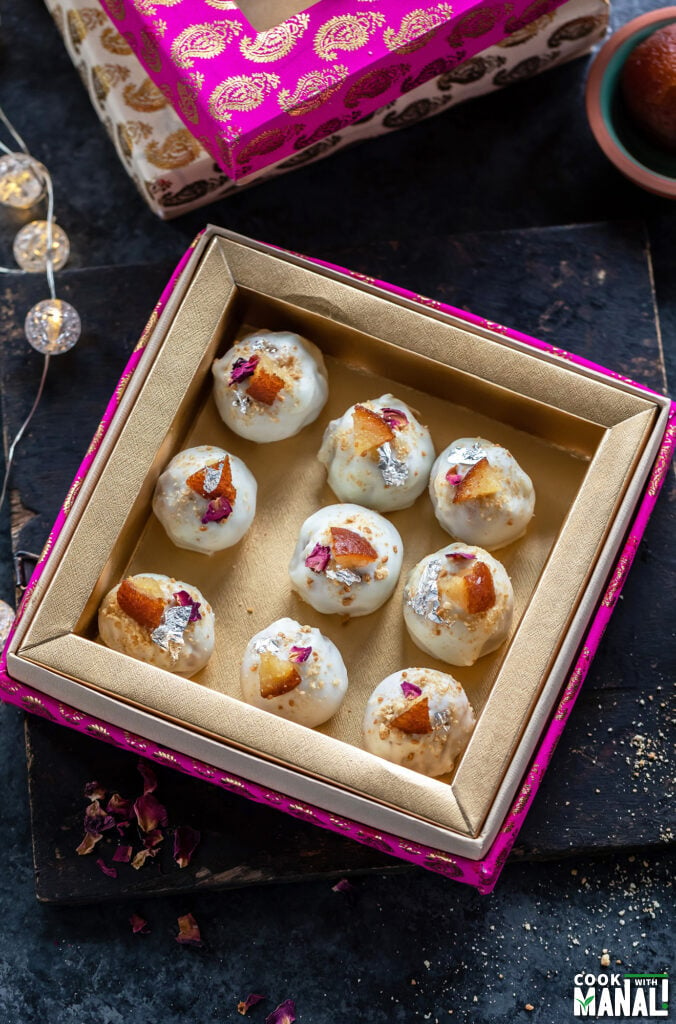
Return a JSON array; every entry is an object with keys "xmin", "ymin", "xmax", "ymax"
[
  {"xmin": 381, "ymin": 407, "xmax": 408, "ymax": 430},
  {"xmin": 265, "ymin": 1000, "xmax": 296, "ymax": 1024},
  {"xmin": 112, "ymin": 845, "xmax": 133, "ymax": 864},
  {"xmin": 445, "ymin": 471, "xmax": 463, "ymax": 486},
  {"xmin": 76, "ymin": 832, "xmax": 102, "ymax": 856},
  {"xmin": 130, "ymin": 913, "xmax": 150, "ymax": 934},
  {"xmin": 84, "ymin": 800, "xmax": 116, "ymax": 834},
  {"xmin": 107, "ymin": 793, "xmax": 133, "ymax": 819},
  {"xmin": 305, "ymin": 544, "xmax": 330, "ymax": 573},
  {"xmin": 331, "ymin": 878, "xmax": 355, "ymax": 894},
  {"xmin": 201, "ymin": 495, "xmax": 233, "ymax": 524},
  {"xmin": 174, "ymin": 825, "xmax": 201, "ymax": 869},
  {"xmin": 96, "ymin": 857, "xmax": 118, "ymax": 879},
  {"xmin": 229, "ymin": 355, "xmax": 259, "ymax": 385},
  {"xmin": 137, "ymin": 762, "xmax": 158, "ymax": 795},
  {"xmin": 288, "ymin": 646, "xmax": 312, "ymax": 664},
  {"xmin": 237, "ymin": 994, "xmax": 265, "ymax": 1016},
  {"xmin": 400, "ymin": 681, "xmax": 423, "ymax": 699},
  {"xmin": 176, "ymin": 913, "xmax": 202, "ymax": 946},
  {"xmin": 173, "ymin": 591, "xmax": 202, "ymax": 622},
  {"xmin": 134, "ymin": 793, "xmax": 168, "ymax": 833},
  {"xmin": 445, "ymin": 551, "xmax": 476, "ymax": 561},
  {"xmin": 84, "ymin": 781, "xmax": 106, "ymax": 802}
]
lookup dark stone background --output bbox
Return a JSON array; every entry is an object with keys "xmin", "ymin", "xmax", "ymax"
[{"xmin": 0, "ymin": 1, "xmax": 672, "ymax": 1022}]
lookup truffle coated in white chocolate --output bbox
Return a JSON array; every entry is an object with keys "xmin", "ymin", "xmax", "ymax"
[
  {"xmin": 289, "ymin": 503, "xmax": 403, "ymax": 617},
  {"xmin": 318, "ymin": 394, "xmax": 435, "ymax": 512},
  {"xmin": 362, "ymin": 668, "xmax": 476, "ymax": 777},
  {"xmin": 403, "ymin": 544, "xmax": 513, "ymax": 666},
  {"xmin": 429, "ymin": 437, "xmax": 535, "ymax": 550},
  {"xmin": 240, "ymin": 617, "xmax": 348, "ymax": 727},
  {"xmin": 212, "ymin": 330, "xmax": 328, "ymax": 443},
  {"xmin": 98, "ymin": 573, "xmax": 215, "ymax": 677},
  {"xmin": 152, "ymin": 445, "xmax": 257, "ymax": 554}
]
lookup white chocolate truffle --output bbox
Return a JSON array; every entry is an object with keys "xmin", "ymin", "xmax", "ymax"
[
  {"xmin": 318, "ymin": 394, "xmax": 435, "ymax": 512},
  {"xmin": 240, "ymin": 617, "xmax": 348, "ymax": 728},
  {"xmin": 212, "ymin": 330, "xmax": 328, "ymax": 443},
  {"xmin": 98, "ymin": 573, "xmax": 214, "ymax": 677},
  {"xmin": 403, "ymin": 544, "xmax": 513, "ymax": 666},
  {"xmin": 363, "ymin": 668, "xmax": 476, "ymax": 777},
  {"xmin": 429, "ymin": 437, "xmax": 535, "ymax": 550},
  {"xmin": 289, "ymin": 503, "xmax": 403, "ymax": 617},
  {"xmin": 152, "ymin": 445, "xmax": 256, "ymax": 554}
]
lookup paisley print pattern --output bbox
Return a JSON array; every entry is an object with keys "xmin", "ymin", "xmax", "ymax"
[
  {"xmin": 239, "ymin": 15, "xmax": 309, "ymax": 63},
  {"xmin": 314, "ymin": 13, "xmax": 385, "ymax": 61}
]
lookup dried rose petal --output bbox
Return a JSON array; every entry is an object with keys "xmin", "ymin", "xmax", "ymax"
[
  {"xmin": 176, "ymin": 913, "xmax": 202, "ymax": 946},
  {"xmin": 131, "ymin": 848, "xmax": 157, "ymax": 870},
  {"xmin": 173, "ymin": 591, "xmax": 202, "ymax": 622},
  {"xmin": 96, "ymin": 858, "xmax": 118, "ymax": 879},
  {"xmin": 112, "ymin": 845, "xmax": 132, "ymax": 863},
  {"xmin": 265, "ymin": 1000, "xmax": 296, "ymax": 1024},
  {"xmin": 137, "ymin": 762, "xmax": 158, "ymax": 795},
  {"xmin": 134, "ymin": 793, "xmax": 168, "ymax": 833},
  {"xmin": 445, "ymin": 551, "xmax": 476, "ymax": 561},
  {"xmin": 229, "ymin": 355, "xmax": 259, "ymax": 385},
  {"xmin": 106, "ymin": 793, "xmax": 133, "ymax": 819},
  {"xmin": 84, "ymin": 781, "xmax": 106, "ymax": 802},
  {"xmin": 400, "ymin": 681, "xmax": 423, "ymax": 699},
  {"xmin": 381, "ymin": 407, "xmax": 408, "ymax": 430},
  {"xmin": 174, "ymin": 825, "xmax": 200, "ymax": 869},
  {"xmin": 129, "ymin": 913, "xmax": 150, "ymax": 934},
  {"xmin": 238, "ymin": 994, "xmax": 265, "ymax": 1016},
  {"xmin": 76, "ymin": 832, "xmax": 102, "ymax": 856},
  {"xmin": 143, "ymin": 829, "xmax": 164, "ymax": 850},
  {"xmin": 305, "ymin": 543, "xmax": 330, "ymax": 573},
  {"xmin": 201, "ymin": 495, "xmax": 232, "ymax": 524},
  {"xmin": 445, "ymin": 470, "xmax": 463, "ymax": 486},
  {"xmin": 84, "ymin": 800, "xmax": 115, "ymax": 835},
  {"xmin": 331, "ymin": 878, "xmax": 355, "ymax": 894},
  {"xmin": 288, "ymin": 646, "xmax": 312, "ymax": 664}
]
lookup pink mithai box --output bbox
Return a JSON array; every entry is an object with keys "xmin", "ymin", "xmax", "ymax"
[
  {"xmin": 2, "ymin": 228, "xmax": 673, "ymax": 892},
  {"xmin": 97, "ymin": 0, "xmax": 578, "ymax": 182}
]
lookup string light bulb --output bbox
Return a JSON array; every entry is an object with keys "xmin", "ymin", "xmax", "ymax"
[
  {"xmin": 0, "ymin": 152, "xmax": 47, "ymax": 208},
  {"xmin": 13, "ymin": 220, "xmax": 70, "ymax": 274},
  {"xmin": 24, "ymin": 298, "xmax": 81, "ymax": 355}
]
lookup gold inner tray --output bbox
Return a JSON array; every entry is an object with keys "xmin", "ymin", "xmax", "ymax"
[{"xmin": 13, "ymin": 230, "xmax": 661, "ymax": 845}]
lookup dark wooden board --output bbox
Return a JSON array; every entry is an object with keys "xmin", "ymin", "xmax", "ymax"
[{"xmin": 2, "ymin": 221, "xmax": 673, "ymax": 904}]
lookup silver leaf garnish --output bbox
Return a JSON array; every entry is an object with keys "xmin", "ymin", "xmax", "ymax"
[
  {"xmin": 432, "ymin": 709, "xmax": 451, "ymax": 740},
  {"xmin": 202, "ymin": 460, "xmax": 224, "ymax": 495},
  {"xmin": 446, "ymin": 441, "xmax": 485, "ymax": 467},
  {"xmin": 253, "ymin": 635, "xmax": 281, "ymax": 655},
  {"xmin": 326, "ymin": 567, "xmax": 362, "ymax": 587},
  {"xmin": 378, "ymin": 442, "xmax": 409, "ymax": 487},
  {"xmin": 232, "ymin": 390, "xmax": 251, "ymax": 413},
  {"xmin": 406, "ymin": 560, "xmax": 443, "ymax": 623},
  {"xmin": 251, "ymin": 338, "xmax": 278, "ymax": 354},
  {"xmin": 151, "ymin": 604, "xmax": 193, "ymax": 660}
]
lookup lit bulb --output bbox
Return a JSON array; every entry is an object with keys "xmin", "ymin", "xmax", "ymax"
[
  {"xmin": 13, "ymin": 220, "xmax": 70, "ymax": 273},
  {"xmin": 0, "ymin": 153, "xmax": 47, "ymax": 209},
  {"xmin": 24, "ymin": 299, "xmax": 81, "ymax": 355}
]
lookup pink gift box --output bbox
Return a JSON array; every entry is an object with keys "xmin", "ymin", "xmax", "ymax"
[
  {"xmin": 1, "ymin": 229, "xmax": 673, "ymax": 892},
  {"xmin": 98, "ymin": 0, "xmax": 573, "ymax": 180}
]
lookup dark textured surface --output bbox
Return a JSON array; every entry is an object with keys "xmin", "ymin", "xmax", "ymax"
[{"xmin": 0, "ymin": 0, "xmax": 673, "ymax": 1021}]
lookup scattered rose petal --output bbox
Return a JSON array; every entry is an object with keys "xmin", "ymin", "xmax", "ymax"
[
  {"xmin": 131, "ymin": 848, "xmax": 157, "ymax": 870},
  {"xmin": 305, "ymin": 543, "xmax": 330, "ymax": 573},
  {"xmin": 96, "ymin": 858, "xmax": 118, "ymax": 879},
  {"xmin": 445, "ymin": 551, "xmax": 476, "ymax": 561},
  {"xmin": 112, "ymin": 845, "xmax": 133, "ymax": 864},
  {"xmin": 134, "ymin": 793, "xmax": 168, "ymax": 833},
  {"xmin": 201, "ymin": 495, "xmax": 232, "ymax": 524},
  {"xmin": 331, "ymin": 878, "xmax": 355, "ymax": 894},
  {"xmin": 143, "ymin": 829, "xmax": 164, "ymax": 850},
  {"xmin": 137, "ymin": 762, "xmax": 158, "ymax": 795},
  {"xmin": 173, "ymin": 591, "xmax": 202, "ymax": 621},
  {"xmin": 174, "ymin": 825, "xmax": 201, "ymax": 869},
  {"xmin": 265, "ymin": 1000, "xmax": 296, "ymax": 1024},
  {"xmin": 381, "ymin": 407, "xmax": 408, "ymax": 430},
  {"xmin": 229, "ymin": 355, "xmax": 259, "ymax": 385},
  {"xmin": 176, "ymin": 913, "xmax": 202, "ymax": 946},
  {"xmin": 445, "ymin": 471, "xmax": 463, "ymax": 485},
  {"xmin": 76, "ymin": 832, "xmax": 102, "ymax": 856},
  {"xmin": 129, "ymin": 913, "xmax": 150, "ymax": 934},
  {"xmin": 84, "ymin": 781, "xmax": 106, "ymax": 802},
  {"xmin": 84, "ymin": 800, "xmax": 116, "ymax": 834},
  {"xmin": 289, "ymin": 646, "xmax": 312, "ymax": 664},
  {"xmin": 106, "ymin": 793, "xmax": 133, "ymax": 819},
  {"xmin": 238, "ymin": 994, "xmax": 266, "ymax": 1016},
  {"xmin": 400, "ymin": 681, "xmax": 423, "ymax": 699}
]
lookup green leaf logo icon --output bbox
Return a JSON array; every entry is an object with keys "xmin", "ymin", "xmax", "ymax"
[{"xmin": 576, "ymin": 996, "xmax": 594, "ymax": 1008}]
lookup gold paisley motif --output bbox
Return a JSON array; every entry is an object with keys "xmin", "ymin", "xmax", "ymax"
[
  {"xmin": 125, "ymin": 119, "xmax": 154, "ymax": 144},
  {"xmin": 134, "ymin": 307, "xmax": 158, "ymax": 352},
  {"xmin": 132, "ymin": 0, "xmax": 182, "ymax": 14},
  {"xmin": 344, "ymin": 64, "xmax": 409, "ymax": 108},
  {"xmin": 144, "ymin": 128, "xmax": 202, "ymax": 168},
  {"xmin": 176, "ymin": 74, "xmax": 204, "ymax": 124},
  {"xmin": 85, "ymin": 421, "xmax": 107, "ymax": 456},
  {"xmin": 100, "ymin": 26, "xmax": 133, "ymax": 55},
  {"xmin": 140, "ymin": 30, "xmax": 163, "ymax": 72},
  {"xmin": 122, "ymin": 77, "xmax": 168, "ymax": 111},
  {"xmin": 236, "ymin": 125, "xmax": 302, "ymax": 162},
  {"xmin": 62, "ymin": 478, "xmax": 83, "ymax": 516},
  {"xmin": 497, "ymin": 10, "xmax": 554, "ymax": 46},
  {"xmin": 647, "ymin": 428, "xmax": 674, "ymax": 496},
  {"xmin": 208, "ymin": 72, "xmax": 279, "ymax": 118},
  {"xmin": 383, "ymin": 4, "xmax": 454, "ymax": 54},
  {"xmin": 447, "ymin": 3, "xmax": 510, "ymax": 47},
  {"xmin": 105, "ymin": 0, "xmax": 126, "ymax": 20},
  {"xmin": 171, "ymin": 20, "xmax": 242, "ymax": 70},
  {"xmin": 313, "ymin": 12, "xmax": 385, "ymax": 60},
  {"xmin": 239, "ymin": 14, "xmax": 309, "ymax": 63},
  {"xmin": 114, "ymin": 370, "xmax": 134, "ymax": 403},
  {"xmin": 67, "ymin": 9, "xmax": 107, "ymax": 52},
  {"xmin": 91, "ymin": 63, "xmax": 131, "ymax": 103},
  {"xmin": 204, "ymin": 0, "xmax": 238, "ymax": 6},
  {"xmin": 278, "ymin": 65, "xmax": 348, "ymax": 116}
]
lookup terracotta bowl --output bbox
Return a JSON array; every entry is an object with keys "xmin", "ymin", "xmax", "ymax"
[{"xmin": 586, "ymin": 7, "xmax": 676, "ymax": 199}]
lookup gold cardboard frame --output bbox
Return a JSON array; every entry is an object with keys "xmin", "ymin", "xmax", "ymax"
[{"xmin": 8, "ymin": 228, "xmax": 669, "ymax": 855}]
